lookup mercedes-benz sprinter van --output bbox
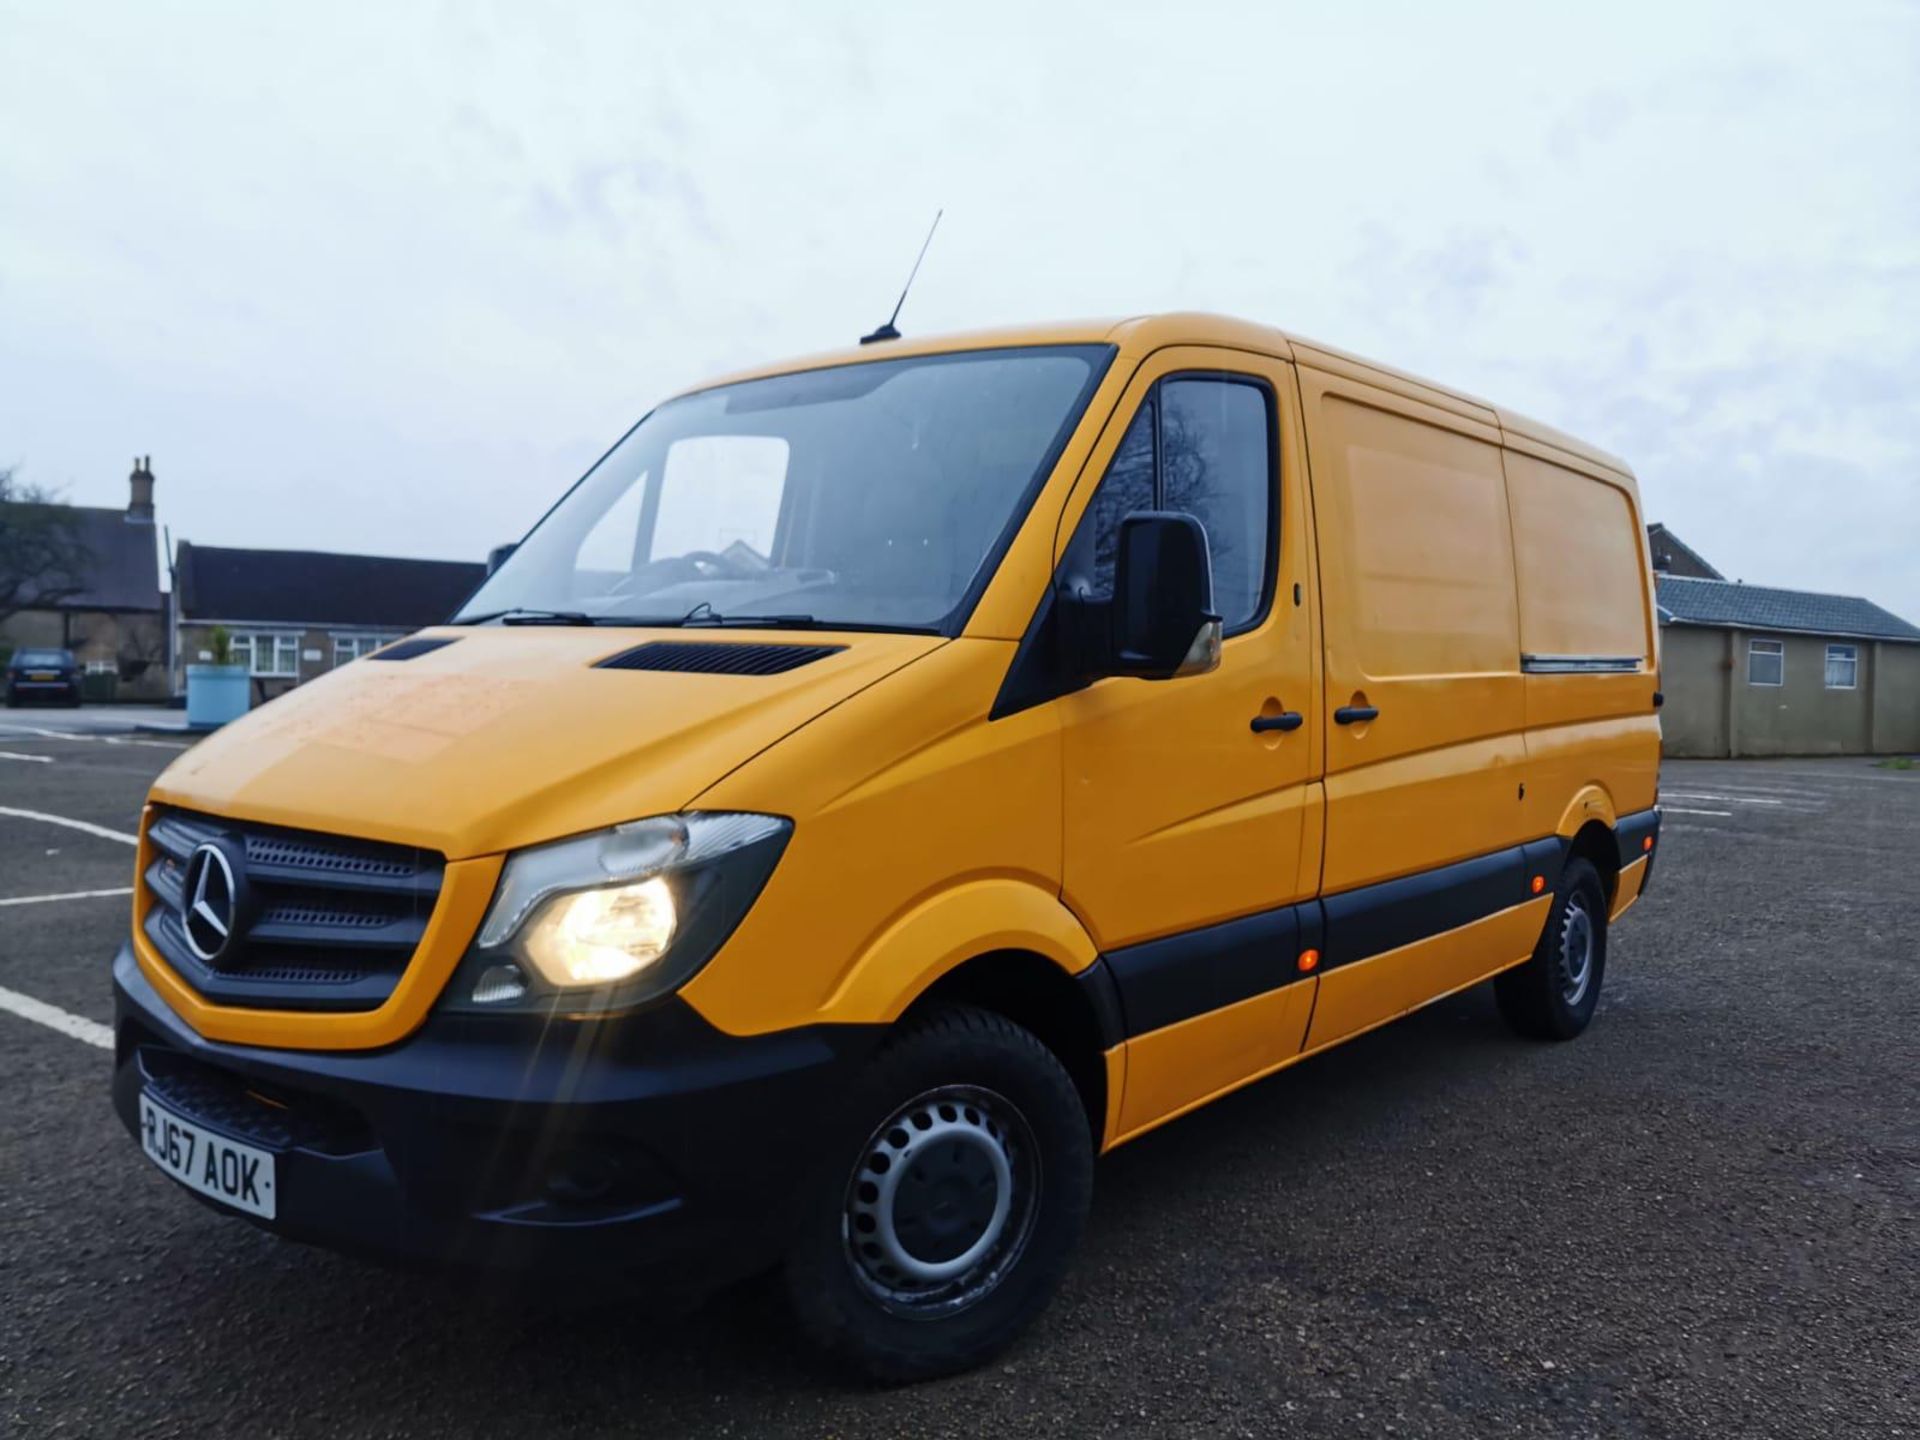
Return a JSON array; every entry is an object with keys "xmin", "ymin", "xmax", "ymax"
[{"xmin": 113, "ymin": 313, "xmax": 1660, "ymax": 1380}]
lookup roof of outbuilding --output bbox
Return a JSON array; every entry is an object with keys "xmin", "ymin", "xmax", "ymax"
[
  {"xmin": 10, "ymin": 505, "xmax": 163, "ymax": 613},
  {"xmin": 175, "ymin": 543, "xmax": 486, "ymax": 629},
  {"xmin": 1656, "ymin": 574, "xmax": 1920, "ymax": 643}
]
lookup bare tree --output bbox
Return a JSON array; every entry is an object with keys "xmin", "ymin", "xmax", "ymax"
[{"xmin": 0, "ymin": 466, "xmax": 93, "ymax": 627}]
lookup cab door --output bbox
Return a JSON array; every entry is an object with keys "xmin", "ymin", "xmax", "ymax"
[{"xmin": 1053, "ymin": 347, "xmax": 1323, "ymax": 1140}]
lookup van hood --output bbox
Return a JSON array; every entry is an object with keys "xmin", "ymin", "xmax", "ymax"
[{"xmin": 151, "ymin": 628, "xmax": 944, "ymax": 859}]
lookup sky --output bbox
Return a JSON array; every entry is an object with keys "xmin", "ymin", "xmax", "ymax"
[{"xmin": 3, "ymin": 1, "xmax": 1917, "ymax": 619}]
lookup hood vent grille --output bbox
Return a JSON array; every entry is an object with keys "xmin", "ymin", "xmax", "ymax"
[
  {"xmin": 595, "ymin": 640, "xmax": 845, "ymax": 676},
  {"xmin": 370, "ymin": 637, "xmax": 458, "ymax": 662}
]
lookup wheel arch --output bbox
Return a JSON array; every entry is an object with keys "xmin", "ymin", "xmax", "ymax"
[
  {"xmin": 906, "ymin": 948, "xmax": 1119, "ymax": 1147},
  {"xmin": 807, "ymin": 877, "xmax": 1117, "ymax": 1141},
  {"xmin": 1552, "ymin": 785, "xmax": 1623, "ymax": 901},
  {"xmin": 1566, "ymin": 819, "xmax": 1622, "ymax": 902}
]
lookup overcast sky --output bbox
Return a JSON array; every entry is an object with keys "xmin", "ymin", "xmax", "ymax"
[{"xmin": 3, "ymin": 1, "xmax": 1916, "ymax": 619}]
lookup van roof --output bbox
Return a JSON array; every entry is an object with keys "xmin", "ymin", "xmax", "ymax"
[{"xmin": 679, "ymin": 312, "xmax": 1632, "ymax": 480}]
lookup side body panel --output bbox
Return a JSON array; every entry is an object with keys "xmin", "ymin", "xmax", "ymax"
[
  {"xmin": 682, "ymin": 638, "xmax": 1081, "ymax": 1036},
  {"xmin": 1503, "ymin": 440, "xmax": 1661, "ymax": 834},
  {"xmin": 1297, "ymin": 364, "xmax": 1530, "ymax": 1049}
]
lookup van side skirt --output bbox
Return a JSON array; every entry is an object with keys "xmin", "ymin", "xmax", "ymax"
[{"xmin": 1102, "ymin": 812, "xmax": 1655, "ymax": 1044}]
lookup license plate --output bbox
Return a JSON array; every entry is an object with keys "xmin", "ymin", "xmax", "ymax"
[
  {"xmin": 26, "ymin": 671, "xmax": 56, "ymax": 680},
  {"xmin": 138, "ymin": 1092, "xmax": 277, "ymax": 1219}
]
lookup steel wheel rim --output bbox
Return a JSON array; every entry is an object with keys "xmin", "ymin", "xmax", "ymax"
[
  {"xmin": 841, "ymin": 1084, "xmax": 1039, "ymax": 1318},
  {"xmin": 1559, "ymin": 894, "xmax": 1595, "ymax": 1007}
]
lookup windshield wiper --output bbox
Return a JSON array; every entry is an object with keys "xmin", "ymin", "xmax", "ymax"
[
  {"xmin": 597, "ymin": 602, "xmax": 823, "ymax": 629},
  {"xmin": 464, "ymin": 604, "xmax": 827, "ymax": 629},
  {"xmin": 601, "ymin": 612, "xmax": 825, "ymax": 629},
  {"xmin": 680, "ymin": 603, "xmax": 821, "ymax": 628},
  {"xmin": 458, "ymin": 607, "xmax": 598, "ymax": 626}
]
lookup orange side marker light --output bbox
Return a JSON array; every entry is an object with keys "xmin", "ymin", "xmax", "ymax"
[
  {"xmin": 1530, "ymin": 875, "xmax": 1546, "ymax": 895},
  {"xmin": 1297, "ymin": 949, "xmax": 1320, "ymax": 974},
  {"xmin": 1643, "ymin": 836, "xmax": 1655, "ymax": 852}
]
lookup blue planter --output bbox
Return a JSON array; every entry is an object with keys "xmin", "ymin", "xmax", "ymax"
[{"xmin": 185, "ymin": 664, "xmax": 251, "ymax": 727}]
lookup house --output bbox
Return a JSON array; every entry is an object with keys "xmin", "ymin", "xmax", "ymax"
[
  {"xmin": 0, "ymin": 459, "xmax": 168, "ymax": 699},
  {"xmin": 1646, "ymin": 521, "xmax": 1725, "ymax": 580},
  {"xmin": 172, "ymin": 542, "xmax": 486, "ymax": 700},
  {"xmin": 1651, "ymin": 529, "xmax": 1920, "ymax": 758}
]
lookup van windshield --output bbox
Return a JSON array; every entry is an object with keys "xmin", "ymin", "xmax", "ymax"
[{"xmin": 457, "ymin": 345, "xmax": 1112, "ymax": 635}]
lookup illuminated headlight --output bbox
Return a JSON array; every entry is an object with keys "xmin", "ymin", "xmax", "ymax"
[
  {"xmin": 522, "ymin": 875, "xmax": 678, "ymax": 986},
  {"xmin": 447, "ymin": 813, "xmax": 790, "ymax": 1012}
]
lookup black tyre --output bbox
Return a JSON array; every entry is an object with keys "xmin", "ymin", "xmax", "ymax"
[
  {"xmin": 1496, "ymin": 856, "xmax": 1609, "ymax": 1040},
  {"xmin": 783, "ymin": 1004, "xmax": 1093, "ymax": 1383}
]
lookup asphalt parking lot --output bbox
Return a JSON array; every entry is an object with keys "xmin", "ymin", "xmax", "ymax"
[{"xmin": 2, "ymin": 730, "xmax": 1915, "ymax": 1438}]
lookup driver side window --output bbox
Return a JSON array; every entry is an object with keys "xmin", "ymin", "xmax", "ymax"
[{"xmin": 1062, "ymin": 375, "xmax": 1274, "ymax": 633}]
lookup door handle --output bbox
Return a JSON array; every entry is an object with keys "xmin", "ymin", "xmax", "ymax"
[
  {"xmin": 1250, "ymin": 711, "xmax": 1303, "ymax": 734},
  {"xmin": 1333, "ymin": 705, "xmax": 1379, "ymax": 725}
]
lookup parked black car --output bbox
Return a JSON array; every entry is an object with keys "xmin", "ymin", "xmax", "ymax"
[{"xmin": 5, "ymin": 647, "xmax": 84, "ymax": 707}]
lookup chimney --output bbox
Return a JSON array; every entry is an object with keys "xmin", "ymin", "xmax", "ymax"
[{"xmin": 128, "ymin": 455, "xmax": 155, "ymax": 523}]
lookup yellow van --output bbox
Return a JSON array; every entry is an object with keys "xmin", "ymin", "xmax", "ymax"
[{"xmin": 113, "ymin": 313, "xmax": 1660, "ymax": 1379}]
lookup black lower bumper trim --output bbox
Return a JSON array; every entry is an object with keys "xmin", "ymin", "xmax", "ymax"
[
  {"xmin": 1617, "ymin": 805, "xmax": 1661, "ymax": 896},
  {"xmin": 111, "ymin": 944, "xmax": 879, "ymax": 1282}
]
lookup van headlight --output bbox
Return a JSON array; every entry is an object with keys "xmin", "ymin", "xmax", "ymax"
[{"xmin": 444, "ymin": 813, "xmax": 790, "ymax": 1013}]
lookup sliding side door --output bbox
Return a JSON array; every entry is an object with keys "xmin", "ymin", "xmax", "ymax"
[{"xmin": 1296, "ymin": 355, "xmax": 1547, "ymax": 1049}]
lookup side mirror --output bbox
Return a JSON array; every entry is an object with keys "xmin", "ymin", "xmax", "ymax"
[
  {"xmin": 486, "ymin": 542, "xmax": 518, "ymax": 576},
  {"xmin": 1102, "ymin": 511, "xmax": 1222, "ymax": 680}
]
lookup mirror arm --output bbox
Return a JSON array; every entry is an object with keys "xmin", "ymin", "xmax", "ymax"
[{"xmin": 1053, "ymin": 584, "xmax": 1112, "ymax": 682}]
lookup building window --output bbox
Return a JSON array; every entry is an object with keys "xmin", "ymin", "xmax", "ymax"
[
  {"xmin": 229, "ymin": 631, "xmax": 301, "ymax": 677},
  {"xmin": 1824, "ymin": 643, "xmax": 1857, "ymax": 690},
  {"xmin": 331, "ymin": 633, "xmax": 388, "ymax": 666},
  {"xmin": 1747, "ymin": 638, "xmax": 1784, "ymax": 687}
]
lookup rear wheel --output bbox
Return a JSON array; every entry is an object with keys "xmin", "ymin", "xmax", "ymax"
[
  {"xmin": 783, "ymin": 1004, "xmax": 1092, "ymax": 1382},
  {"xmin": 1496, "ymin": 857, "xmax": 1608, "ymax": 1040}
]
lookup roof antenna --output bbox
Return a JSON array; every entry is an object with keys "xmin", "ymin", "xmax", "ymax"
[{"xmin": 860, "ymin": 209, "xmax": 942, "ymax": 345}]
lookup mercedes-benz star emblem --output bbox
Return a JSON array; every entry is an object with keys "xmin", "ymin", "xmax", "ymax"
[{"xmin": 182, "ymin": 842, "xmax": 241, "ymax": 964}]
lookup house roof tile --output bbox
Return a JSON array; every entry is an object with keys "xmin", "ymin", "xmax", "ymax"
[
  {"xmin": 175, "ymin": 543, "xmax": 485, "ymax": 629},
  {"xmin": 1656, "ymin": 574, "xmax": 1920, "ymax": 643}
]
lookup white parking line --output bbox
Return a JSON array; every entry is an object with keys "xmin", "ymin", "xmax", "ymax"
[
  {"xmin": 0, "ymin": 751, "xmax": 54, "ymax": 763},
  {"xmin": 0, "ymin": 727, "xmax": 187, "ymax": 749},
  {"xmin": 1663, "ymin": 806, "xmax": 1733, "ymax": 817},
  {"xmin": 1663, "ymin": 791, "xmax": 1786, "ymax": 805},
  {"xmin": 0, "ymin": 806, "xmax": 139, "ymax": 845},
  {"xmin": 0, "ymin": 984, "xmax": 113, "ymax": 1050},
  {"xmin": 0, "ymin": 886, "xmax": 134, "ymax": 908}
]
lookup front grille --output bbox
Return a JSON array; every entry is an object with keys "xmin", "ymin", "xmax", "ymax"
[{"xmin": 142, "ymin": 807, "xmax": 445, "ymax": 1013}]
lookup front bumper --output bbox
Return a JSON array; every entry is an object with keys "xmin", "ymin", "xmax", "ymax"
[{"xmin": 112, "ymin": 943, "xmax": 877, "ymax": 1283}]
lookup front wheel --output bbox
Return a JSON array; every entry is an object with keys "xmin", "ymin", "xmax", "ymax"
[
  {"xmin": 783, "ymin": 1005, "xmax": 1093, "ymax": 1382},
  {"xmin": 1496, "ymin": 856, "xmax": 1609, "ymax": 1040}
]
